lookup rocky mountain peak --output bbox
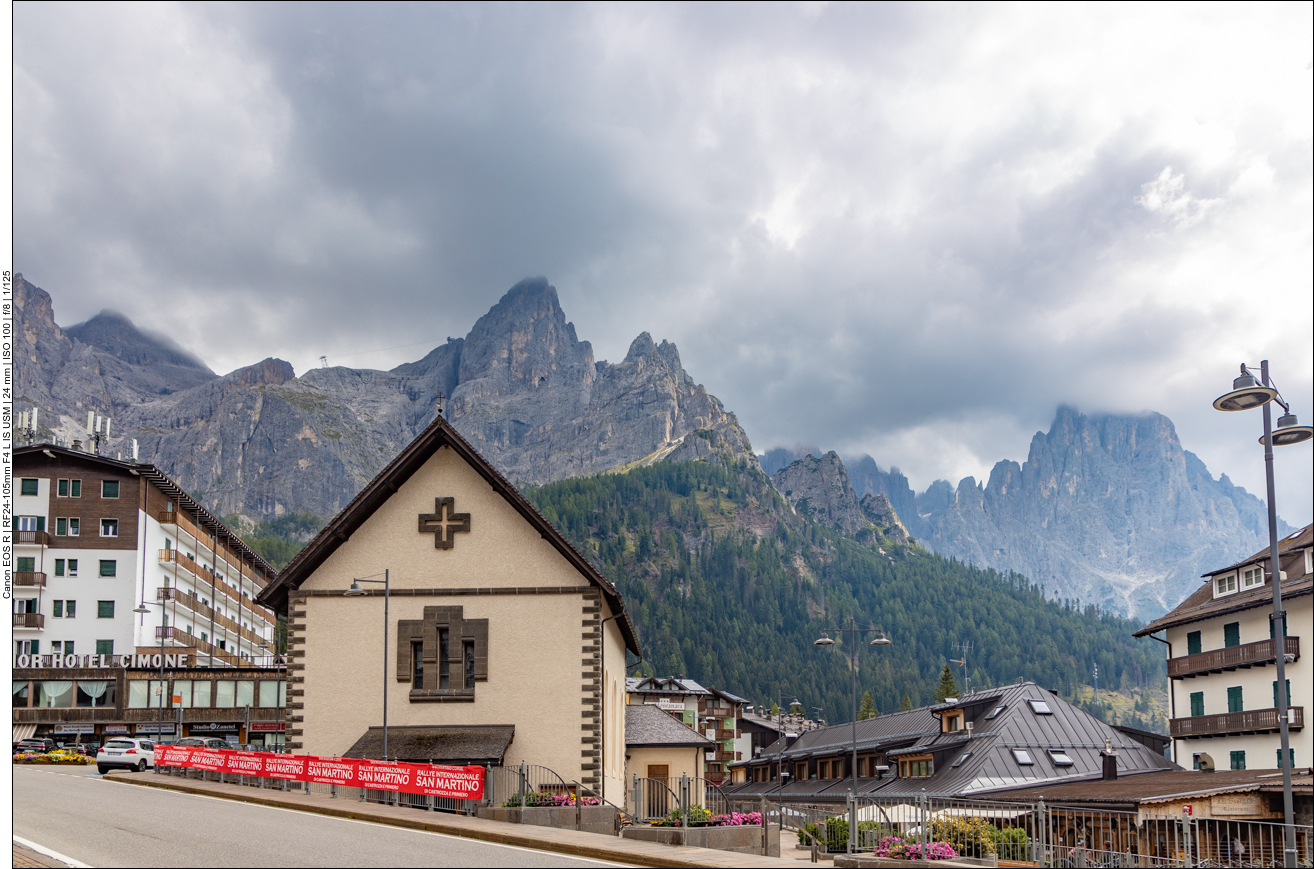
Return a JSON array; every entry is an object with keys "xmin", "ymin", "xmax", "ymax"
[
  {"xmin": 457, "ymin": 276, "xmax": 593, "ymax": 390},
  {"xmin": 771, "ymin": 451, "xmax": 869, "ymax": 535},
  {"xmin": 65, "ymin": 310, "xmax": 214, "ymax": 373}
]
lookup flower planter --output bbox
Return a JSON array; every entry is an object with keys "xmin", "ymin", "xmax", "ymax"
[
  {"xmin": 834, "ymin": 857, "xmax": 996, "ymax": 869},
  {"xmin": 475, "ymin": 805, "xmax": 620, "ymax": 836},
  {"xmin": 621, "ymin": 824, "xmax": 780, "ymax": 857}
]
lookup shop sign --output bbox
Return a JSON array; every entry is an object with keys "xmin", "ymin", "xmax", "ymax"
[
  {"xmin": 104, "ymin": 725, "xmax": 130, "ymax": 734},
  {"xmin": 1212, "ymin": 793, "xmax": 1264, "ymax": 817},
  {"xmin": 189, "ymin": 722, "xmax": 240, "ymax": 734},
  {"xmin": 54, "ymin": 724, "xmax": 97, "ymax": 734},
  {"xmin": 14, "ymin": 654, "xmax": 192, "ymax": 670},
  {"xmin": 649, "ymin": 699, "xmax": 685, "ymax": 712},
  {"xmin": 249, "ymin": 722, "xmax": 286, "ymax": 732},
  {"xmin": 135, "ymin": 724, "xmax": 176, "ymax": 734}
]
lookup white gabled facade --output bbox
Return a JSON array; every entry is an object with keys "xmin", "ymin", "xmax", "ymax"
[{"xmin": 1137, "ymin": 525, "xmax": 1312, "ymax": 773}]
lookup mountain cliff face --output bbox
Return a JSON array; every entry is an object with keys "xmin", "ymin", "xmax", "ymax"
[{"xmin": 14, "ymin": 274, "xmax": 757, "ymax": 519}]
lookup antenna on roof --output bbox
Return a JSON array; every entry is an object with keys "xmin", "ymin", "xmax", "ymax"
[
  {"xmin": 132, "ymin": 439, "xmax": 140, "ymax": 462},
  {"xmin": 319, "ymin": 355, "xmax": 328, "ymax": 368},
  {"xmin": 87, "ymin": 411, "xmax": 95, "ymax": 435}
]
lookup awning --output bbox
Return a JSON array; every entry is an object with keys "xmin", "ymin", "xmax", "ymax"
[
  {"xmin": 342, "ymin": 725, "xmax": 515, "ymax": 764},
  {"xmin": 13, "ymin": 723, "xmax": 38, "ymax": 742}
]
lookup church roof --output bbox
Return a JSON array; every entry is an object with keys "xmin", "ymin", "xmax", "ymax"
[{"xmin": 256, "ymin": 414, "xmax": 641, "ymax": 655}]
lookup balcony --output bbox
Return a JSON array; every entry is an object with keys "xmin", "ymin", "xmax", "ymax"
[
  {"xmin": 14, "ymin": 571, "xmax": 47, "ymax": 588},
  {"xmin": 16, "ymin": 530, "xmax": 53, "ymax": 546},
  {"xmin": 1169, "ymin": 637, "xmax": 1300, "ymax": 679},
  {"xmin": 154, "ymin": 625, "xmax": 263, "ymax": 669},
  {"xmin": 1170, "ymin": 706, "xmax": 1304, "ymax": 738},
  {"xmin": 716, "ymin": 728, "xmax": 737, "ymax": 740},
  {"xmin": 158, "ymin": 549, "xmax": 275, "ymax": 622},
  {"xmin": 157, "ymin": 587, "xmax": 268, "ymax": 648},
  {"xmin": 13, "ymin": 613, "xmax": 45, "ymax": 629},
  {"xmin": 715, "ymin": 750, "xmax": 740, "ymax": 762}
]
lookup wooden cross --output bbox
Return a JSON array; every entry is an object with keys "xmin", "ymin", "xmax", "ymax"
[{"xmin": 418, "ymin": 497, "xmax": 471, "ymax": 549}]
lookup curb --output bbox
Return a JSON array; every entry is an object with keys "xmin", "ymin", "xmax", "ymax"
[{"xmin": 109, "ymin": 773, "xmax": 775, "ymax": 868}]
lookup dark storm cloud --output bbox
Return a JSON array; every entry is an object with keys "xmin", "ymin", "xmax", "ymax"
[{"xmin": 13, "ymin": 2, "xmax": 1312, "ymax": 521}]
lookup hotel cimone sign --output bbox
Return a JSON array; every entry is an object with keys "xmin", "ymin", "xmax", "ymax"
[{"xmin": 14, "ymin": 653, "xmax": 195, "ymax": 669}]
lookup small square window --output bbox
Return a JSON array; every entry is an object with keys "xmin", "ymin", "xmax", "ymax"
[
  {"xmin": 68, "ymin": 518, "xmax": 80, "ymax": 537},
  {"xmin": 67, "ymin": 559, "xmax": 79, "ymax": 577},
  {"xmin": 1230, "ymin": 751, "xmax": 1246, "ymax": 770},
  {"xmin": 1215, "ymin": 573, "xmax": 1237, "ymax": 596},
  {"xmin": 99, "ymin": 560, "xmax": 117, "ymax": 577},
  {"xmin": 55, "ymin": 559, "xmax": 66, "ymax": 577},
  {"xmin": 53, "ymin": 600, "xmax": 64, "ymax": 618},
  {"xmin": 56, "ymin": 518, "xmax": 67, "ymax": 536},
  {"xmin": 95, "ymin": 640, "xmax": 114, "ymax": 656},
  {"xmin": 21, "ymin": 479, "xmax": 39, "ymax": 496},
  {"xmin": 1012, "ymin": 749, "xmax": 1034, "ymax": 765},
  {"xmin": 101, "ymin": 519, "xmax": 119, "ymax": 537},
  {"xmin": 98, "ymin": 601, "xmax": 116, "ymax": 619},
  {"xmin": 66, "ymin": 600, "xmax": 76, "ymax": 618},
  {"xmin": 101, "ymin": 480, "xmax": 120, "ymax": 498},
  {"xmin": 57, "ymin": 479, "xmax": 69, "ymax": 497},
  {"xmin": 1049, "ymin": 750, "xmax": 1074, "ymax": 766},
  {"xmin": 1028, "ymin": 700, "xmax": 1053, "ymax": 715},
  {"xmin": 70, "ymin": 480, "xmax": 81, "ymax": 497}
]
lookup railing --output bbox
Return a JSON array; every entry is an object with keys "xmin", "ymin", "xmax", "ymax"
[
  {"xmin": 1170, "ymin": 637, "xmax": 1300, "ymax": 678},
  {"xmin": 13, "ymin": 613, "xmax": 45, "ymax": 628},
  {"xmin": 153, "ymin": 626, "xmax": 266, "ymax": 668},
  {"xmin": 1171, "ymin": 706, "xmax": 1304, "ymax": 737},
  {"xmin": 157, "ymin": 550, "xmax": 275, "ymax": 623},
  {"xmin": 716, "ymin": 728, "xmax": 736, "ymax": 739},
  {"xmin": 16, "ymin": 530, "xmax": 52, "ymax": 546},
  {"xmin": 155, "ymin": 511, "xmax": 273, "ymax": 590},
  {"xmin": 14, "ymin": 571, "xmax": 47, "ymax": 587},
  {"xmin": 157, "ymin": 587, "xmax": 268, "ymax": 647},
  {"xmin": 716, "ymin": 750, "xmax": 739, "ymax": 762}
]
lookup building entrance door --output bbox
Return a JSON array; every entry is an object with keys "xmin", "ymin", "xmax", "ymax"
[{"xmin": 646, "ymin": 765, "xmax": 670, "ymax": 817}]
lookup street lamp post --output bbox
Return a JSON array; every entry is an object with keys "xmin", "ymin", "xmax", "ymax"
[
  {"xmin": 344, "ymin": 570, "xmax": 390, "ymax": 761},
  {"xmin": 133, "ymin": 597, "xmax": 168, "ymax": 767},
  {"xmin": 1213, "ymin": 361, "xmax": 1312, "ymax": 869},
  {"xmin": 814, "ymin": 617, "xmax": 892, "ymax": 854}
]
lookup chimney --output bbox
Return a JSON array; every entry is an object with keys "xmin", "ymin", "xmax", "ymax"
[{"xmin": 1101, "ymin": 738, "xmax": 1118, "ymax": 781}]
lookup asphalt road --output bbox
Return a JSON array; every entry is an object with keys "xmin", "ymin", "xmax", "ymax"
[{"xmin": 12, "ymin": 765, "xmax": 629, "ymax": 868}]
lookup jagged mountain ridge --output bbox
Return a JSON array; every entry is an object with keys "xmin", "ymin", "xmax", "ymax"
[
  {"xmin": 14, "ymin": 274, "xmax": 756, "ymax": 519},
  {"xmin": 767, "ymin": 408, "xmax": 1285, "ymax": 618}
]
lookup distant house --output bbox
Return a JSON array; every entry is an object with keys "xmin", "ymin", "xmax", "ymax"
[
  {"xmin": 626, "ymin": 676, "xmax": 752, "ymax": 784},
  {"xmin": 1134, "ymin": 525, "xmax": 1311, "ymax": 773},
  {"xmin": 725, "ymin": 682, "xmax": 1175, "ymax": 801}
]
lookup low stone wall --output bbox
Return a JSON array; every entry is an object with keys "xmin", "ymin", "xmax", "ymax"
[
  {"xmin": 475, "ymin": 805, "xmax": 619, "ymax": 836},
  {"xmin": 621, "ymin": 824, "xmax": 780, "ymax": 857},
  {"xmin": 833, "ymin": 856, "xmax": 996, "ymax": 868}
]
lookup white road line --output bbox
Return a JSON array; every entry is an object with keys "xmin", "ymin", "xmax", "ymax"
[
  {"xmin": 97, "ymin": 780, "xmax": 633, "ymax": 866},
  {"xmin": 13, "ymin": 835, "xmax": 94, "ymax": 868}
]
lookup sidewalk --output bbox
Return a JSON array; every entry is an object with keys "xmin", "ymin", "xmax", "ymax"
[{"xmin": 110, "ymin": 771, "xmax": 804, "ymax": 868}]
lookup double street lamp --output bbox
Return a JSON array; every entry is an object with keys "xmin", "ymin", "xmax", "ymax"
[
  {"xmin": 815, "ymin": 617, "xmax": 892, "ymax": 854},
  {"xmin": 344, "ymin": 570, "xmax": 391, "ymax": 761},
  {"xmin": 1213, "ymin": 361, "xmax": 1311, "ymax": 869}
]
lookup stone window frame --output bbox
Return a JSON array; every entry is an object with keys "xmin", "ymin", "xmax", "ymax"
[{"xmin": 396, "ymin": 605, "xmax": 488, "ymax": 703}]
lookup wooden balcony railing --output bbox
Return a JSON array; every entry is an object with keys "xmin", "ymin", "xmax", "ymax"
[
  {"xmin": 157, "ymin": 587, "xmax": 269, "ymax": 648},
  {"xmin": 155, "ymin": 510, "xmax": 273, "ymax": 587},
  {"xmin": 1170, "ymin": 706, "xmax": 1304, "ymax": 738},
  {"xmin": 14, "ymin": 571, "xmax": 47, "ymax": 588},
  {"xmin": 1169, "ymin": 637, "xmax": 1300, "ymax": 678},
  {"xmin": 715, "ymin": 750, "xmax": 739, "ymax": 762},
  {"xmin": 16, "ymin": 530, "xmax": 53, "ymax": 546},
  {"xmin": 157, "ymin": 550, "xmax": 275, "ymax": 623},
  {"xmin": 716, "ymin": 728, "xmax": 737, "ymax": 740},
  {"xmin": 13, "ymin": 613, "xmax": 45, "ymax": 629},
  {"xmin": 154, "ymin": 625, "xmax": 250, "ymax": 668}
]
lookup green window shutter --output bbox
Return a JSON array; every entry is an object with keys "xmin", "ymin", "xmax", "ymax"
[
  {"xmin": 95, "ymin": 640, "xmax": 114, "ymax": 656},
  {"xmin": 17, "ymin": 557, "xmax": 35, "ymax": 573},
  {"xmin": 1273, "ymin": 680, "xmax": 1291, "ymax": 707},
  {"xmin": 98, "ymin": 601, "xmax": 115, "ymax": 619},
  {"xmin": 99, "ymin": 560, "xmax": 117, "ymax": 577},
  {"xmin": 1270, "ymin": 616, "xmax": 1288, "ymax": 638},
  {"xmin": 1227, "ymin": 686, "xmax": 1244, "ymax": 713},
  {"xmin": 1224, "ymin": 623, "xmax": 1240, "ymax": 647},
  {"xmin": 36, "ymin": 517, "xmax": 45, "ymax": 531},
  {"xmin": 1187, "ymin": 632, "xmax": 1202, "ymax": 655},
  {"xmin": 71, "ymin": 480, "xmax": 81, "ymax": 497},
  {"xmin": 1230, "ymin": 751, "xmax": 1246, "ymax": 770},
  {"xmin": 1277, "ymin": 748, "xmax": 1295, "ymax": 769},
  {"xmin": 21, "ymin": 479, "xmax": 39, "ymax": 496},
  {"xmin": 58, "ymin": 479, "xmax": 68, "ymax": 497},
  {"xmin": 1190, "ymin": 692, "xmax": 1204, "ymax": 717},
  {"xmin": 53, "ymin": 601, "xmax": 63, "ymax": 618}
]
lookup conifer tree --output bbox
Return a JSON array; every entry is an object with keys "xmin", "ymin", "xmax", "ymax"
[
  {"xmin": 934, "ymin": 663, "xmax": 959, "ymax": 702},
  {"xmin": 858, "ymin": 691, "xmax": 879, "ymax": 719},
  {"xmin": 900, "ymin": 693, "xmax": 912, "ymax": 711}
]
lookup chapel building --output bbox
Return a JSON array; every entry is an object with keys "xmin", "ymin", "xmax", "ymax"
[{"xmin": 257, "ymin": 414, "xmax": 641, "ymax": 803}]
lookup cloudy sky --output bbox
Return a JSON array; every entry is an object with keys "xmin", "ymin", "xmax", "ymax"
[{"xmin": 13, "ymin": 2, "xmax": 1313, "ymax": 523}]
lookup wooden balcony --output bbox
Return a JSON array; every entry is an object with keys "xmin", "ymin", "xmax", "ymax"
[
  {"xmin": 13, "ymin": 613, "xmax": 45, "ymax": 629},
  {"xmin": 16, "ymin": 530, "xmax": 53, "ymax": 546},
  {"xmin": 1169, "ymin": 637, "xmax": 1300, "ymax": 679},
  {"xmin": 715, "ymin": 750, "xmax": 740, "ymax": 762},
  {"xmin": 716, "ymin": 728, "xmax": 737, "ymax": 739},
  {"xmin": 157, "ymin": 549, "xmax": 275, "ymax": 623},
  {"xmin": 154, "ymin": 626, "xmax": 252, "ymax": 668},
  {"xmin": 157, "ymin": 587, "xmax": 268, "ymax": 648},
  {"xmin": 155, "ymin": 510, "xmax": 273, "ymax": 587},
  {"xmin": 1170, "ymin": 706, "xmax": 1304, "ymax": 738},
  {"xmin": 14, "ymin": 571, "xmax": 47, "ymax": 588}
]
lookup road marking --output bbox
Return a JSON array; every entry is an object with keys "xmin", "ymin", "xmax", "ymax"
[
  {"xmin": 12, "ymin": 836, "xmax": 93, "ymax": 868},
  {"xmin": 101, "ymin": 782, "xmax": 631, "ymax": 866}
]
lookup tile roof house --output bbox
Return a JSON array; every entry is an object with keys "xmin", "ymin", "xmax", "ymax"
[{"xmin": 725, "ymin": 682, "xmax": 1175, "ymax": 802}]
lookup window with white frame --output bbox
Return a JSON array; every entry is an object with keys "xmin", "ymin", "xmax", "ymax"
[
  {"xmin": 1242, "ymin": 567, "xmax": 1264, "ymax": 589},
  {"xmin": 1215, "ymin": 572, "xmax": 1238, "ymax": 596}
]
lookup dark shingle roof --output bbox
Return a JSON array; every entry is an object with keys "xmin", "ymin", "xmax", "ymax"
[
  {"xmin": 342, "ymin": 724, "xmax": 514, "ymax": 763},
  {"xmin": 626, "ymin": 704, "xmax": 716, "ymax": 748},
  {"xmin": 994, "ymin": 769, "xmax": 1313, "ymax": 807}
]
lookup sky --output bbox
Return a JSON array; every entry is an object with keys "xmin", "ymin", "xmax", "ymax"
[{"xmin": 13, "ymin": 2, "xmax": 1314, "ymax": 524}]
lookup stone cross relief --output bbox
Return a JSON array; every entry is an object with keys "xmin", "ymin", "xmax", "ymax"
[{"xmin": 418, "ymin": 497, "xmax": 471, "ymax": 549}]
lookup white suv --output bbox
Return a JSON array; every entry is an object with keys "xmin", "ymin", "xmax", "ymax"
[{"xmin": 96, "ymin": 738, "xmax": 156, "ymax": 774}]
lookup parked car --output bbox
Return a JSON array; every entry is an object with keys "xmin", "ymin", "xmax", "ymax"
[
  {"xmin": 175, "ymin": 737, "xmax": 229, "ymax": 749},
  {"xmin": 96, "ymin": 738, "xmax": 156, "ymax": 774},
  {"xmin": 14, "ymin": 739, "xmax": 56, "ymax": 754}
]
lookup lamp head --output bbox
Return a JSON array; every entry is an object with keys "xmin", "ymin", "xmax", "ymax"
[
  {"xmin": 133, "ymin": 603, "xmax": 152, "ymax": 614},
  {"xmin": 343, "ymin": 581, "xmax": 366, "ymax": 596},
  {"xmin": 870, "ymin": 628, "xmax": 892, "ymax": 646},
  {"xmin": 1213, "ymin": 365, "xmax": 1277, "ymax": 412},
  {"xmin": 814, "ymin": 632, "xmax": 836, "ymax": 646},
  {"xmin": 1261, "ymin": 411, "xmax": 1314, "ymax": 447}
]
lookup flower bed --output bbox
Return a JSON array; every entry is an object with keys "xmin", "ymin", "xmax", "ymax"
[
  {"xmin": 14, "ymin": 751, "xmax": 94, "ymax": 765},
  {"xmin": 874, "ymin": 836, "xmax": 959, "ymax": 861},
  {"xmin": 501, "ymin": 791, "xmax": 600, "ymax": 808},
  {"xmin": 650, "ymin": 805, "xmax": 763, "ymax": 827}
]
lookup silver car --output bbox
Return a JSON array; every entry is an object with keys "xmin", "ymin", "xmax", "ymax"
[{"xmin": 96, "ymin": 738, "xmax": 156, "ymax": 774}]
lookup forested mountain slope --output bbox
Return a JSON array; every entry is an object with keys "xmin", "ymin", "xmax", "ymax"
[{"xmin": 524, "ymin": 460, "xmax": 1166, "ymax": 727}]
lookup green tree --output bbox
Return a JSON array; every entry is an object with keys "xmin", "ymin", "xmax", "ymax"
[
  {"xmin": 934, "ymin": 664, "xmax": 959, "ymax": 702},
  {"xmin": 900, "ymin": 693, "xmax": 913, "ymax": 711},
  {"xmin": 858, "ymin": 691, "xmax": 879, "ymax": 719}
]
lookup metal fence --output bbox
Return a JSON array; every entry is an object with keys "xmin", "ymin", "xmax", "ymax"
[{"xmin": 628, "ymin": 775, "xmax": 765, "ymax": 824}]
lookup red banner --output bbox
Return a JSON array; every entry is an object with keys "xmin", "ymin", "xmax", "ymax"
[{"xmin": 152, "ymin": 747, "xmax": 483, "ymax": 800}]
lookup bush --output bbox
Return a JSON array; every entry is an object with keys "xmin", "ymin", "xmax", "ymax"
[
  {"xmin": 798, "ymin": 818, "xmax": 887, "ymax": 852},
  {"xmin": 931, "ymin": 816, "xmax": 997, "ymax": 857},
  {"xmin": 875, "ymin": 836, "xmax": 960, "ymax": 860},
  {"xmin": 990, "ymin": 825, "xmax": 1031, "ymax": 860}
]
